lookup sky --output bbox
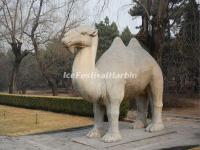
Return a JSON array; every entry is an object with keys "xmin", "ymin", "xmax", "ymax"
[
  {"xmin": 86, "ymin": 0, "xmax": 200, "ymax": 34},
  {"xmin": 86, "ymin": 0, "xmax": 142, "ymax": 34}
]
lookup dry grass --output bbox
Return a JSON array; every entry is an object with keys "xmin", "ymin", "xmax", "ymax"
[{"xmin": 0, "ymin": 105, "xmax": 93, "ymax": 136}]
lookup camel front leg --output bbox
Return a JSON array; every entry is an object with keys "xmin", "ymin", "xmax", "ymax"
[
  {"xmin": 87, "ymin": 102, "xmax": 105, "ymax": 138},
  {"xmin": 102, "ymin": 102, "xmax": 122, "ymax": 143}
]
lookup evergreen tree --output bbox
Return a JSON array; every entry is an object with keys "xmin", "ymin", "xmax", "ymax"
[
  {"xmin": 178, "ymin": 0, "xmax": 200, "ymax": 92},
  {"xmin": 121, "ymin": 27, "xmax": 134, "ymax": 46},
  {"xmin": 128, "ymin": 0, "xmax": 187, "ymax": 65},
  {"xmin": 95, "ymin": 17, "xmax": 119, "ymax": 59}
]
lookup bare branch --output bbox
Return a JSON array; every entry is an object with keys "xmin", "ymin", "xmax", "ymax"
[
  {"xmin": 3, "ymin": 0, "xmax": 14, "ymax": 31},
  {"xmin": 30, "ymin": 0, "xmax": 44, "ymax": 54},
  {"xmin": 13, "ymin": 0, "xmax": 20, "ymax": 34},
  {"xmin": 0, "ymin": 0, "xmax": 6, "ymax": 11},
  {"xmin": 2, "ymin": 5, "xmax": 12, "ymax": 34},
  {"xmin": 31, "ymin": 0, "xmax": 43, "ymax": 36},
  {"xmin": 20, "ymin": 0, "xmax": 36, "ymax": 39},
  {"xmin": 58, "ymin": 0, "xmax": 76, "ymax": 41},
  {"xmin": 23, "ymin": 31, "xmax": 31, "ymax": 37},
  {"xmin": 132, "ymin": 0, "xmax": 150, "ymax": 19}
]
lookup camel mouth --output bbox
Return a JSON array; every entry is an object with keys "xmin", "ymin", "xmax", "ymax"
[
  {"xmin": 63, "ymin": 41, "xmax": 72, "ymax": 48},
  {"xmin": 62, "ymin": 41, "xmax": 84, "ymax": 54},
  {"xmin": 65, "ymin": 42, "xmax": 87, "ymax": 49}
]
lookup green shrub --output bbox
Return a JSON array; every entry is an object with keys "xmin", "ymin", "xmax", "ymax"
[
  {"xmin": 119, "ymin": 100, "xmax": 129, "ymax": 119},
  {"xmin": 0, "ymin": 93, "xmax": 128, "ymax": 118}
]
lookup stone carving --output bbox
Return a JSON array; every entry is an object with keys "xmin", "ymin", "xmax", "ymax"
[{"xmin": 62, "ymin": 26, "xmax": 164, "ymax": 143}]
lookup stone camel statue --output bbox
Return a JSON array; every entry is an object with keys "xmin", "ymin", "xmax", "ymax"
[{"xmin": 62, "ymin": 26, "xmax": 164, "ymax": 143}]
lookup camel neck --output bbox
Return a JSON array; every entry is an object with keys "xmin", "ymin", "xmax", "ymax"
[
  {"xmin": 71, "ymin": 35, "xmax": 103, "ymax": 102},
  {"xmin": 72, "ymin": 36, "xmax": 98, "ymax": 73}
]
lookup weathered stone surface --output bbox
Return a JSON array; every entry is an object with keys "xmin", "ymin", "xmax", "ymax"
[
  {"xmin": 62, "ymin": 26, "xmax": 165, "ymax": 142},
  {"xmin": 0, "ymin": 121, "xmax": 199, "ymax": 150},
  {"xmin": 72, "ymin": 128, "xmax": 175, "ymax": 148}
]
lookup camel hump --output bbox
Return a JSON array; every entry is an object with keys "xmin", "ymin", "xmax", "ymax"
[
  {"xmin": 127, "ymin": 38, "xmax": 142, "ymax": 49},
  {"xmin": 110, "ymin": 37, "xmax": 126, "ymax": 50}
]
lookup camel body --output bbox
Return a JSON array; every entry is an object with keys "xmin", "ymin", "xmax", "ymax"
[
  {"xmin": 96, "ymin": 38, "xmax": 162, "ymax": 100},
  {"xmin": 62, "ymin": 26, "xmax": 164, "ymax": 143}
]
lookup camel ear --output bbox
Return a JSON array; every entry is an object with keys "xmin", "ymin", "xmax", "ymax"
[{"xmin": 89, "ymin": 30, "xmax": 98, "ymax": 37}]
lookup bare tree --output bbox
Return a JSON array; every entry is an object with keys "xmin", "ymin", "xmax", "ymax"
[
  {"xmin": 0, "ymin": 0, "xmax": 36, "ymax": 93},
  {"xmin": 0, "ymin": 0, "xmax": 86, "ymax": 95},
  {"xmin": 24, "ymin": 0, "xmax": 86, "ymax": 96}
]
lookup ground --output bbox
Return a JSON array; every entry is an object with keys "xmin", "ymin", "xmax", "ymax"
[
  {"xmin": 0, "ymin": 104, "xmax": 199, "ymax": 149},
  {"xmin": 0, "ymin": 118, "xmax": 199, "ymax": 150},
  {"xmin": 0, "ymin": 105, "xmax": 93, "ymax": 136},
  {"xmin": 0, "ymin": 93, "xmax": 199, "ymax": 149}
]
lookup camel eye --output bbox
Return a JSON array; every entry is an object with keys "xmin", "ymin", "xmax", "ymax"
[{"xmin": 81, "ymin": 32, "xmax": 87, "ymax": 35}]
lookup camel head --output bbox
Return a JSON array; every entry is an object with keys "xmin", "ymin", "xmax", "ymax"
[{"xmin": 62, "ymin": 26, "xmax": 98, "ymax": 54}]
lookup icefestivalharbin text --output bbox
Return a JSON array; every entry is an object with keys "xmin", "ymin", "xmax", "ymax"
[{"xmin": 63, "ymin": 72, "xmax": 137, "ymax": 79}]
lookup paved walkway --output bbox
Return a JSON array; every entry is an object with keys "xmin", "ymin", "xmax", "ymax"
[{"xmin": 0, "ymin": 117, "xmax": 200, "ymax": 150}]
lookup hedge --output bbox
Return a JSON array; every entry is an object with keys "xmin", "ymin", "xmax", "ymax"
[{"xmin": 0, "ymin": 93, "xmax": 129, "ymax": 118}]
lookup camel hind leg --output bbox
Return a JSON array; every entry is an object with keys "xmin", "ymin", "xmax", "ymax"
[
  {"xmin": 130, "ymin": 94, "xmax": 148, "ymax": 129},
  {"xmin": 146, "ymin": 68, "xmax": 164, "ymax": 132}
]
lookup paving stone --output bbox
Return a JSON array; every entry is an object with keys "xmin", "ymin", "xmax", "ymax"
[
  {"xmin": 72, "ymin": 128, "xmax": 175, "ymax": 148},
  {"xmin": 0, "ymin": 121, "xmax": 199, "ymax": 150}
]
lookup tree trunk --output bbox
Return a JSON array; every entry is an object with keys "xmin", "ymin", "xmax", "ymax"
[
  {"xmin": 141, "ymin": 0, "xmax": 169, "ymax": 118},
  {"xmin": 51, "ymin": 84, "xmax": 58, "ymax": 96},
  {"xmin": 150, "ymin": 0, "xmax": 169, "ymax": 66},
  {"xmin": 194, "ymin": 66, "xmax": 199, "ymax": 93},
  {"xmin": 8, "ymin": 40, "xmax": 28, "ymax": 94},
  {"xmin": 9, "ymin": 62, "xmax": 20, "ymax": 94},
  {"xmin": 151, "ymin": 22, "xmax": 165, "ymax": 65},
  {"xmin": 47, "ymin": 79, "xmax": 58, "ymax": 96}
]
